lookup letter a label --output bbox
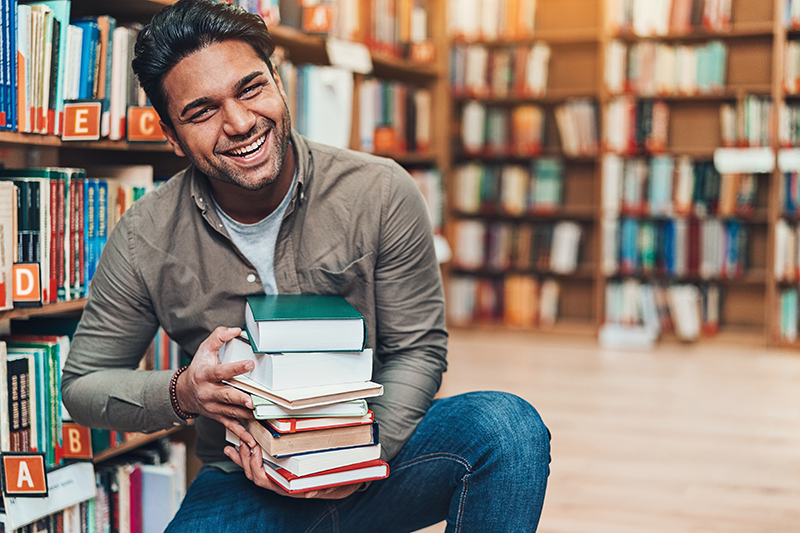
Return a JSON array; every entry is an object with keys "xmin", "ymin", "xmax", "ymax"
[{"xmin": 2, "ymin": 453, "xmax": 48, "ymax": 497}]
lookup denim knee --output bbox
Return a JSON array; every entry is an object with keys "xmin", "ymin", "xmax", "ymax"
[{"xmin": 436, "ymin": 391, "xmax": 550, "ymax": 465}]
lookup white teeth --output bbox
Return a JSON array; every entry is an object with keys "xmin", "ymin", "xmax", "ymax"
[{"xmin": 230, "ymin": 134, "xmax": 266, "ymax": 156}]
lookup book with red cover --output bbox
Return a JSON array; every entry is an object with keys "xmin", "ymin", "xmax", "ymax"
[
  {"xmin": 268, "ymin": 411, "xmax": 374, "ymax": 434},
  {"xmin": 263, "ymin": 458, "xmax": 389, "ymax": 494}
]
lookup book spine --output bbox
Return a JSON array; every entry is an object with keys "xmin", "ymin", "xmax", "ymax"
[
  {"xmin": 8, "ymin": 356, "xmax": 32, "ymax": 452},
  {"xmin": 56, "ymin": 175, "xmax": 65, "ymax": 301}
]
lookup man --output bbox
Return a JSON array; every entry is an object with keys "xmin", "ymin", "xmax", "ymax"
[{"xmin": 61, "ymin": 1, "xmax": 550, "ymax": 531}]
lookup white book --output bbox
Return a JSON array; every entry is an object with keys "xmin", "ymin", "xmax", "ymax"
[
  {"xmin": 64, "ymin": 25, "xmax": 84, "ymax": 102},
  {"xmin": 219, "ymin": 335, "xmax": 373, "ymax": 391},
  {"xmin": 226, "ymin": 430, "xmax": 382, "ymax": 477},
  {"xmin": 226, "ymin": 377, "xmax": 383, "ymax": 410},
  {"xmin": 462, "ymin": 100, "xmax": 486, "ymax": 153},
  {"xmin": 253, "ymin": 397, "xmax": 369, "ymax": 419},
  {"xmin": 550, "ymin": 221, "xmax": 582, "ymax": 274},
  {"xmin": 109, "ymin": 27, "xmax": 129, "ymax": 141}
]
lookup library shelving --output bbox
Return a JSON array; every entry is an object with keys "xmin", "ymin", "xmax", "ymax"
[
  {"xmin": 445, "ymin": 0, "xmax": 602, "ymax": 333},
  {"xmin": 598, "ymin": 0, "xmax": 787, "ymax": 345}
]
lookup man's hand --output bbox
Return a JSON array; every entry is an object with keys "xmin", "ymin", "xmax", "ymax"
[
  {"xmin": 224, "ymin": 441, "xmax": 363, "ymax": 499},
  {"xmin": 175, "ymin": 326, "xmax": 259, "ymax": 449}
]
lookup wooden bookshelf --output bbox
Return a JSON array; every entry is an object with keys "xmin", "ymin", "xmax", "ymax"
[{"xmin": 444, "ymin": 0, "xmax": 602, "ymax": 332}]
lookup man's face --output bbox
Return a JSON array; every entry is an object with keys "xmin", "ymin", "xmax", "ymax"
[{"xmin": 160, "ymin": 39, "xmax": 291, "ymax": 191}]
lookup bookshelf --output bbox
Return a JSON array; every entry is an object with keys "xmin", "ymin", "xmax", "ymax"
[
  {"xmin": 597, "ymin": 0, "xmax": 785, "ymax": 345},
  {"xmin": 445, "ymin": 0, "xmax": 603, "ymax": 333}
]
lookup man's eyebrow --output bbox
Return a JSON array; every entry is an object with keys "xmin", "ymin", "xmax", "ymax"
[{"xmin": 179, "ymin": 71, "xmax": 266, "ymax": 119}]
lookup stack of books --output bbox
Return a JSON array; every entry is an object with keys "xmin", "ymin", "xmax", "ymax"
[{"xmin": 221, "ymin": 294, "xmax": 389, "ymax": 494}]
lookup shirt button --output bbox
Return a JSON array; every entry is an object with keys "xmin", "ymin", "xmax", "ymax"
[{"xmin": 246, "ymin": 274, "xmax": 257, "ymax": 283}]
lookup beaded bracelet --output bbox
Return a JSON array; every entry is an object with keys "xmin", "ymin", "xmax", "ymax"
[{"xmin": 170, "ymin": 366, "xmax": 198, "ymax": 420}]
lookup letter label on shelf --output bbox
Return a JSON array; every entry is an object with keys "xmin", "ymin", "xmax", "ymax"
[
  {"xmin": 62, "ymin": 423, "xmax": 93, "ymax": 460},
  {"xmin": 62, "ymin": 102, "xmax": 102, "ymax": 141},
  {"xmin": 2, "ymin": 454, "xmax": 48, "ymax": 496}
]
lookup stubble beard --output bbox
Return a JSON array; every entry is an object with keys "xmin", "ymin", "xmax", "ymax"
[{"xmin": 182, "ymin": 111, "xmax": 292, "ymax": 192}]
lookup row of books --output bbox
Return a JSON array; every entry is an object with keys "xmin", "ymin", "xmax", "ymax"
[
  {"xmin": 450, "ymin": 42, "xmax": 550, "ymax": 99},
  {"xmin": 0, "ymin": 165, "xmax": 153, "ymax": 309},
  {"xmin": 786, "ymin": 0, "xmax": 800, "ymax": 30},
  {"xmin": 452, "ymin": 159, "xmax": 563, "ymax": 216},
  {"xmin": 607, "ymin": 0, "xmax": 732, "ymax": 36},
  {"xmin": 778, "ymin": 102, "xmax": 800, "ymax": 148},
  {"xmin": 602, "ymin": 155, "xmax": 759, "ymax": 219},
  {"xmin": 0, "ymin": 1, "xmax": 148, "ymax": 139},
  {"xmin": 272, "ymin": 52, "xmax": 432, "ymax": 155},
  {"xmin": 240, "ymin": 0, "xmax": 430, "ymax": 60},
  {"xmin": 604, "ymin": 97, "xmax": 670, "ymax": 155},
  {"xmin": 460, "ymin": 101, "xmax": 545, "ymax": 157},
  {"xmin": 774, "ymin": 219, "xmax": 800, "ymax": 282},
  {"xmin": 447, "ymin": 275, "xmax": 561, "ymax": 328},
  {"xmin": 603, "ymin": 280, "xmax": 721, "ymax": 343},
  {"xmin": 603, "ymin": 216, "xmax": 748, "ymax": 280},
  {"xmin": 447, "ymin": 0, "xmax": 537, "ymax": 41},
  {"xmin": 452, "ymin": 219, "xmax": 583, "ymax": 275},
  {"xmin": 554, "ymin": 99, "xmax": 600, "ymax": 158},
  {"xmin": 6, "ymin": 438, "xmax": 188, "ymax": 533},
  {"xmin": 720, "ymin": 97, "xmax": 773, "ymax": 149},
  {"xmin": 358, "ymin": 77, "xmax": 432, "ymax": 154},
  {"xmin": 781, "ymin": 171, "xmax": 800, "ymax": 217},
  {"xmin": 783, "ymin": 41, "xmax": 800, "ymax": 95},
  {"xmin": 220, "ymin": 294, "xmax": 389, "ymax": 494},
  {"xmin": 605, "ymin": 40, "xmax": 728, "ymax": 97},
  {"xmin": 779, "ymin": 287, "xmax": 800, "ymax": 342}
]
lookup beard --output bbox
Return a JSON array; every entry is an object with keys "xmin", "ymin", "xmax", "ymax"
[{"xmin": 178, "ymin": 107, "xmax": 292, "ymax": 192}]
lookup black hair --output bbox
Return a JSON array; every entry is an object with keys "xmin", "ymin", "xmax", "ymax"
[{"xmin": 132, "ymin": 0, "xmax": 276, "ymax": 130}]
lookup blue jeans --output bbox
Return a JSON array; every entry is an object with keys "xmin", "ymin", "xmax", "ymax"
[{"xmin": 166, "ymin": 391, "xmax": 550, "ymax": 532}]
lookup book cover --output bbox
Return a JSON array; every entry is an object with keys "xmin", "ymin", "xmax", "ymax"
[
  {"xmin": 245, "ymin": 294, "xmax": 367, "ymax": 353},
  {"xmin": 263, "ymin": 457, "xmax": 389, "ymax": 494},
  {"xmin": 71, "ymin": 19, "xmax": 99, "ymax": 100},
  {"xmin": 244, "ymin": 418, "xmax": 379, "ymax": 458},
  {"xmin": 227, "ymin": 375, "xmax": 383, "ymax": 411},
  {"xmin": 267, "ymin": 411, "xmax": 374, "ymax": 434},
  {"xmin": 252, "ymin": 395, "xmax": 369, "ymax": 420},
  {"xmin": 219, "ymin": 334, "xmax": 373, "ymax": 391}
]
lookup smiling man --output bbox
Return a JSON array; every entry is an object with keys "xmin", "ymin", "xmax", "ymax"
[{"xmin": 60, "ymin": 1, "xmax": 551, "ymax": 531}]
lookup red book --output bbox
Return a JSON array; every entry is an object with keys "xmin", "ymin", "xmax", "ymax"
[
  {"xmin": 687, "ymin": 218, "xmax": 701, "ymax": 277},
  {"xmin": 48, "ymin": 179, "xmax": 58, "ymax": 303},
  {"xmin": 129, "ymin": 464, "xmax": 143, "ymax": 533},
  {"xmin": 263, "ymin": 458, "xmax": 389, "ymax": 494}
]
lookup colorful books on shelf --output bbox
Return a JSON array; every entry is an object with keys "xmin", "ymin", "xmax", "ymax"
[
  {"xmin": 244, "ymin": 294, "xmax": 367, "ymax": 353},
  {"xmin": 358, "ymin": 77, "xmax": 432, "ymax": 154},
  {"xmin": 450, "ymin": 42, "xmax": 550, "ymax": 99},
  {"xmin": 554, "ymin": 99, "xmax": 599, "ymax": 158},
  {"xmin": 607, "ymin": 0, "xmax": 731, "ymax": 36},
  {"xmin": 447, "ymin": 0, "xmax": 537, "ymax": 41},
  {"xmin": 447, "ymin": 275, "xmax": 561, "ymax": 328},
  {"xmin": 453, "ymin": 159, "xmax": 563, "ymax": 216},
  {"xmin": 605, "ymin": 39, "xmax": 727, "ymax": 97},
  {"xmin": 720, "ymin": 96, "xmax": 773, "ymax": 149},
  {"xmin": 604, "ymin": 97, "xmax": 669, "ymax": 155},
  {"xmin": 460, "ymin": 101, "xmax": 545, "ymax": 157}
]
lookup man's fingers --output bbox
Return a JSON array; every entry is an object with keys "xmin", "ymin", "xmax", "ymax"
[
  {"xmin": 195, "ymin": 326, "xmax": 242, "ymax": 362},
  {"xmin": 206, "ymin": 361, "xmax": 256, "ymax": 386}
]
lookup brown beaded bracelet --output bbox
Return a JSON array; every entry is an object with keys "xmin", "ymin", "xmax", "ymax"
[{"xmin": 170, "ymin": 366, "xmax": 198, "ymax": 420}]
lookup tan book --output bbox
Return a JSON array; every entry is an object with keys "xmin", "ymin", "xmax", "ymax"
[{"xmin": 243, "ymin": 418, "xmax": 378, "ymax": 458}]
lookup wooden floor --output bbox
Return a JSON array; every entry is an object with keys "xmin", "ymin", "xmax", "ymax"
[{"xmin": 416, "ymin": 329, "xmax": 800, "ymax": 533}]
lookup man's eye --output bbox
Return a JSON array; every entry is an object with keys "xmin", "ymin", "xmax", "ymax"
[
  {"xmin": 241, "ymin": 83, "xmax": 264, "ymax": 97},
  {"xmin": 190, "ymin": 108, "xmax": 214, "ymax": 122}
]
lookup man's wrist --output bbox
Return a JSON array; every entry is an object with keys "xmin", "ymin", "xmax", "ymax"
[{"xmin": 170, "ymin": 366, "xmax": 198, "ymax": 420}]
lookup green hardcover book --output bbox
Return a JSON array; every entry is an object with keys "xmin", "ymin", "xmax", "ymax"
[{"xmin": 244, "ymin": 294, "xmax": 366, "ymax": 353}]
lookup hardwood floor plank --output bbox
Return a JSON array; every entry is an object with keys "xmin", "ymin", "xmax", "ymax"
[{"xmin": 412, "ymin": 329, "xmax": 800, "ymax": 533}]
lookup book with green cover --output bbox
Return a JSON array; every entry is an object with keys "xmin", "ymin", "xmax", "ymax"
[{"xmin": 245, "ymin": 294, "xmax": 366, "ymax": 353}]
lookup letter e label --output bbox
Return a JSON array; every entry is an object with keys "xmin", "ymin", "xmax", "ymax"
[{"xmin": 62, "ymin": 102, "xmax": 102, "ymax": 141}]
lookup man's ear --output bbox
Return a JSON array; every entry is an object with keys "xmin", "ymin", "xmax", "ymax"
[
  {"xmin": 271, "ymin": 65, "xmax": 288, "ymax": 103},
  {"xmin": 161, "ymin": 121, "xmax": 186, "ymax": 158}
]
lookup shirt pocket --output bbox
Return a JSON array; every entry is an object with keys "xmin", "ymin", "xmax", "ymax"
[{"xmin": 306, "ymin": 252, "xmax": 374, "ymax": 296}]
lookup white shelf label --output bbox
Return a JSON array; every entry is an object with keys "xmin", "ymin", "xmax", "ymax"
[
  {"xmin": 713, "ymin": 147, "xmax": 775, "ymax": 174},
  {"xmin": 3, "ymin": 462, "xmax": 96, "ymax": 530},
  {"xmin": 778, "ymin": 148, "xmax": 800, "ymax": 172},
  {"xmin": 326, "ymin": 39, "xmax": 373, "ymax": 74}
]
